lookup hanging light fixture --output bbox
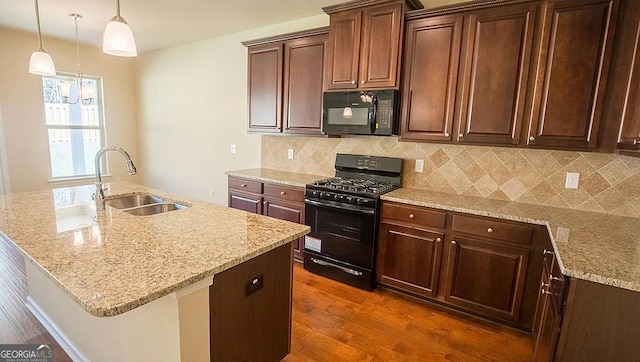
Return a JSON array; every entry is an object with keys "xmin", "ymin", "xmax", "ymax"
[
  {"xmin": 102, "ymin": 0, "xmax": 137, "ymax": 57},
  {"xmin": 59, "ymin": 14, "xmax": 95, "ymax": 106},
  {"xmin": 28, "ymin": 0, "xmax": 56, "ymax": 76}
]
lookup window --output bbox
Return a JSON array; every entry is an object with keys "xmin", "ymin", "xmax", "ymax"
[{"xmin": 41, "ymin": 74, "xmax": 105, "ymax": 179}]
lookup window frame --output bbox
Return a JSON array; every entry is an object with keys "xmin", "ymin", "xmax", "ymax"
[{"xmin": 42, "ymin": 72, "xmax": 109, "ymax": 183}]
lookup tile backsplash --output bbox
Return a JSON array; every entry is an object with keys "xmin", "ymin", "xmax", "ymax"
[{"xmin": 262, "ymin": 135, "xmax": 640, "ymax": 217}]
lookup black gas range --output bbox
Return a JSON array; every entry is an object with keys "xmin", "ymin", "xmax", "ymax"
[{"xmin": 303, "ymin": 153, "xmax": 403, "ymax": 290}]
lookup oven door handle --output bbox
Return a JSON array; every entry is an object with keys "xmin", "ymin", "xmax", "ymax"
[
  {"xmin": 310, "ymin": 258, "xmax": 364, "ymax": 276},
  {"xmin": 305, "ymin": 199, "xmax": 376, "ymax": 215}
]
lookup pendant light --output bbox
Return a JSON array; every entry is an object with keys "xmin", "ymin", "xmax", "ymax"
[
  {"xmin": 29, "ymin": 0, "xmax": 56, "ymax": 76},
  {"xmin": 102, "ymin": 0, "xmax": 137, "ymax": 57},
  {"xmin": 60, "ymin": 14, "xmax": 95, "ymax": 105}
]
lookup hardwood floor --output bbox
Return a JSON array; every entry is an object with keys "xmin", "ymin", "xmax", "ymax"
[{"xmin": 0, "ymin": 236, "xmax": 531, "ymax": 361}]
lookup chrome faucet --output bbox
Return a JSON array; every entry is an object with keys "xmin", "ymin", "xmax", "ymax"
[{"xmin": 94, "ymin": 146, "xmax": 138, "ymax": 210}]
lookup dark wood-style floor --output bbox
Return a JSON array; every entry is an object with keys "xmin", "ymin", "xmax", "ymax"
[{"xmin": 0, "ymin": 236, "xmax": 531, "ymax": 361}]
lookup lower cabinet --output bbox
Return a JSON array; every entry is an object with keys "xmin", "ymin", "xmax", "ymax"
[
  {"xmin": 443, "ymin": 235, "xmax": 530, "ymax": 322},
  {"xmin": 228, "ymin": 176, "xmax": 305, "ymax": 261},
  {"xmin": 377, "ymin": 222, "xmax": 444, "ymax": 298},
  {"xmin": 377, "ymin": 201, "xmax": 539, "ymax": 330}
]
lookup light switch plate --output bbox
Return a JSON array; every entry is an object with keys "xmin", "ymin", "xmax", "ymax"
[
  {"xmin": 565, "ymin": 172, "xmax": 580, "ymax": 189},
  {"xmin": 415, "ymin": 159, "xmax": 424, "ymax": 173},
  {"xmin": 230, "ymin": 144, "xmax": 237, "ymax": 154},
  {"xmin": 288, "ymin": 149, "xmax": 294, "ymax": 160}
]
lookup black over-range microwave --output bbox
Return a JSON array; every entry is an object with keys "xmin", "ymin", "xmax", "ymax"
[{"xmin": 322, "ymin": 90, "xmax": 400, "ymax": 136}]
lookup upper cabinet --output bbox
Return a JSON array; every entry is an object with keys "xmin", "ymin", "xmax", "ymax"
[
  {"xmin": 401, "ymin": 2, "xmax": 537, "ymax": 144},
  {"xmin": 526, "ymin": 0, "xmax": 619, "ymax": 149},
  {"xmin": 323, "ymin": 0, "xmax": 422, "ymax": 91},
  {"xmin": 244, "ymin": 28, "xmax": 328, "ymax": 135}
]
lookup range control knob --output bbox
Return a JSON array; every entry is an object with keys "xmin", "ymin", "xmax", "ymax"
[
  {"xmin": 318, "ymin": 192, "xmax": 325, "ymax": 198},
  {"xmin": 333, "ymin": 194, "xmax": 340, "ymax": 201},
  {"xmin": 312, "ymin": 191, "xmax": 318, "ymax": 197},
  {"xmin": 346, "ymin": 196, "xmax": 353, "ymax": 204},
  {"xmin": 356, "ymin": 198, "xmax": 363, "ymax": 205}
]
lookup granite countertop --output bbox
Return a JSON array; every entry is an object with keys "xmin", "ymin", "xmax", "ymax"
[
  {"xmin": 0, "ymin": 182, "xmax": 310, "ymax": 317},
  {"xmin": 225, "ymin": 168, "xmax": 327, "ymax": 188},
  {"xmin": 382, "ymin": 188, "xmax": 640, "ymax": 293}
]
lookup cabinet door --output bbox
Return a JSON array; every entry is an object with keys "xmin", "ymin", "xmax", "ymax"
[
  {"xmin": 229, "ymin": 190, "xmax": 262, "ymax": 214},
  {"xmin": 325, "ymin": 9, "xmax": 362, "ymax": 90},
  {"xmin": 360, "ymin": 3, "xmax": 403, "ymax": 89},
  {"xmin": 617, "ymin": 18, "xmax": 640, "ymax": 149},
  {"xmin": 527, "ymin": 0, "xmax": 618, "ymax": 148},
  {"xmin": 457, "ymin": 4, "xmax": 537, "ymax": 145},
  {"xmin": 377, "ymin": 222, "xmax": 443, "ymax": 298},
  {"xmin": 532, "ymin": 290, "xmax": 561, "ymax": 361},
  {"xmin": 443, "ymin": 235, "xmax": 530, "ymax": 322},
  {"xmin": 263, "ymin": 197, "xmax": 305, "ymax": 261},
  {"xmin": 247, "ymin": 44, "xmax": 283, "ymax": 132},
  {"xmin": 283, "ymin": 35, "xmax": 327, "ymax": 135},
  {"xmin": 400, "ymin": 15, "xmax": 463, "ymax": 142}
]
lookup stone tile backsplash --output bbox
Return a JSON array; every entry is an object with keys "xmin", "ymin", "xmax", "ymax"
[{"xmin": 262, "ymin": 135, "xmax": 640, "ymax": 216}]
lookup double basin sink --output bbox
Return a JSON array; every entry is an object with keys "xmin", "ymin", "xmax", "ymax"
[{"xmin": 105, "ymin": 193, "xmax": 187, "ymax": 216}]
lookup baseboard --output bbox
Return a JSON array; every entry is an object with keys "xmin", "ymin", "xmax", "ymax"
[{"xmin": 25, "ymin": 296, "xmax": 89, "ymax": 362}]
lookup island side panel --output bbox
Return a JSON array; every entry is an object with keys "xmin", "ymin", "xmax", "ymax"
[
  {"xmin": 178, "ymin": 287, "xmax": 211, "ymax": 362},
  {"xmin": 209, "ymin": 242, "xmax": 293, "ymax": 361}
]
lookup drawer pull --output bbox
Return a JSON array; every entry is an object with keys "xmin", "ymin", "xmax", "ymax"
[
  {"xmin": 240, "ymin": 184, "xmax": 247, "ymax": 188},
  {"xmin": 451, "ymin": 240, "xmax": 457, "ymax": 245},
  {"xmin": 487, "ymin": 227, "xmax": 493, "ymax": 233},
  {"xmin": 541, "ymin": 287, "xmax": 552, "ymax": 295},
  {"xmin": 529, "ymin": 136, "xmax": 536, "ymax": 142},
  {"xmin": 436, "ymin": 237, "xmax": 442, "ymax": 243},
  {"xmin": 280, "ymin": 191, "xmax": 286, "ymax": 195},
  {"xmin": 551, "ymin": 276, "xmax": 562, "ymax": 282},
  {"xmin": 542, "ymin": 282, "xmax": 550, "ymax": 288},
  {"xmin": 543, "ymin": 249, "xmax": 553, "ymax": 255},
  {"xmin": 409, "ymin": 214, "xmax": 415, "ymax": 219},
  {"xmin": 634, "ymin": 139, "xmax": 638, "ymax": 145}
]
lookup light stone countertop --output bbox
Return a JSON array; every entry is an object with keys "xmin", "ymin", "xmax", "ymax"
[
  {"xmin": 382, "ymin": 188, "xmax": 640, "ymax": 293},
  {"xmin": 0, "ymin": 182, "xmax": 310, "ymax": 317},
  {"xmin": 225, "ymin": 168, "xmax": 327, "ymax": 188}
]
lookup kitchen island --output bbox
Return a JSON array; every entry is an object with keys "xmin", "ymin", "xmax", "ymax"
[{"xmin": 0, "ymin": 182, "xmax": 310, "ymax": 361}]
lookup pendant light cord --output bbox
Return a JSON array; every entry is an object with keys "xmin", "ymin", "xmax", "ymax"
[
  {"xmin": 34, "ymin": 0, "xmax": 43, "ymax": 50},
  {"xmin": 74, "ymin": 15, "xmax": 82, "ymax": 80}
]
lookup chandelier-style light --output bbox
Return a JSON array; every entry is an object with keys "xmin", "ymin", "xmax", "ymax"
[
  {"xmin": 28, "ymin": 0, "xmax": 56, "ymax": 76},
  {"xmin": 59, "ymin": 14, "xmax": 95, "ymax": 105},
  {"xmin": 102, "ymin": 0, "xmax": 137, "ymax": 57}
]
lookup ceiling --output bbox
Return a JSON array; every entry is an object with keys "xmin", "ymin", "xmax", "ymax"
[{"xmin": 0, "ymin": 0, "xmax": 350, "ymax": 53}]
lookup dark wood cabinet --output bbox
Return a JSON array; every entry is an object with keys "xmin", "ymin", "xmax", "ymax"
[
  {"xmin": 228, "ymin": 176, "xmax": 306, "ymax": 261},
  {"xmin": 457, "ymin": 3, "xmax": 537, "ymax": 145},
  {"xmin": 443, "ymin": 235, "xmax": 530, "ymax": 322},
  {"xmin": 532, "ymin": 247, "xmax": 565, "ymax": 361},
  {"xmin": 377, "ymin": 222, "xmax": 444, "ymax": 298},
  {"xmin": 244, "ymin": 28, "xmax": 327, "ymax": 134},
  {"xmin": 400, "ymin": 14, "xmax": 463, "ymax": 142},
  {"xmin": 247, "ymin": 44, "xmax": 282, "ymax": 133},
  {"xmin": 283, "ymin": 35, "xmax": 326, "ymax": 135},
  {"xmin": 323, "ymin": 0, "xmax": 420, "ymax": 90},
  {"xmin": 526, "ymin": 0, "xmax": 619, "ymax": 149}
]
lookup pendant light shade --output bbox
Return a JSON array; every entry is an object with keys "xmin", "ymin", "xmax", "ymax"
[
  {"xmin": 29, "ymin": 0, "xmax": 56, "ymax": 76},
  {"xmin": 102, "ymin": 0, "xmax": 137, "ymax": 57},
  {"xmin": 29, "ymin": 50, "xmax": 56, "ymax": 76}
]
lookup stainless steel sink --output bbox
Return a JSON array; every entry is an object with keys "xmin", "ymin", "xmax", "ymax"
[
  {"xmin": 123, "ymin": 203, "xmax": 187, "ymax": 216},
  {"xmin": 104, "ymin": 193, "xmax": 188, "ymax": 216},
  {"xmin": 104, "ymin": 193, "xmax": 163, "ymax": 209}
]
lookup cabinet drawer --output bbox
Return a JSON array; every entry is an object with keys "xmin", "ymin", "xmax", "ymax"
[
  {"xmin": 451, "ymin": 214, "xmax": 533, "ymax": 245},
  {"xmin": 382, "ymin": 203, "xmax": 446, "ymax": 229},
  {"xmin": 228, "ymin": 178, "xmax": 263, "ymax": 194},
  {"xmin": 263, "ymin": 183, "xmax": 304, "ymax": 202}
]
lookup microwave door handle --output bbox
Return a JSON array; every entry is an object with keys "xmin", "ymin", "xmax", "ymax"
[{"xmin": 368, "ymin": 96, "xmax": 378, "ymax": 134}]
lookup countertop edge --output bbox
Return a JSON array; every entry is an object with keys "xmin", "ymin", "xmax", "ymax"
[{"xmin": 225, "ymin": 168, "xmax": 326, "ymax": 188}]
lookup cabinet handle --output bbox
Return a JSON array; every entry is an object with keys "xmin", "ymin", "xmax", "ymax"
[
  {"xmin": 451, "ymin": 240, "xmax": 457, "ymax": 245},
  {"xmin": 551, "ymin": 276, "xmax": 562, "ymax": 282},
  {"xmin": 436, "ymin": 237, "xmax": 442, "ymax": 243},
  {"xmin": 634, "ymin": 139, "xmax": 638, "ymax": 145},
  {"xmin": 487, "ymin": 227, "xmax": 493, "ymax": 233},
  {"xmin": 240, "ymin": 184, "xmax": 247, "ymax": 188},
  {"xmin": 541, "ymin": 287, "xmax": 552, "ymax": 295},
  {"xmin": 409, "ymin": 214, "xmax": 415, "ymax": 219},
  {"xmin": 263, "ymin": 201, "xmax": 267, "ymax": 205},
  {"xmin": 458, "ymin": 133, "xmax": 463, "ymax": 138},
  {"xmin": 280, "ymin": 191, "xmax": 286, "ymax": 195},
  {"xmin": 543, "ymin": 249, "xmax": 553, "ymax": 255},
  {"xmin": 529, "ymin": 136, "xmax": 536, "ymax": 142},
  {"xmin": 351, "ymin": 80, "xmax": 356, "ymax": 85},
  {"xmin": 444, "ymin": 132, "xmax": 450, "ymax": 137},
  {"xmin": 542, "ymin": 282, "xmax": 550, "ymax": 288},
  {"xmin": 361, "ymin": 80, "xmax": 365, "ymax": 84}
]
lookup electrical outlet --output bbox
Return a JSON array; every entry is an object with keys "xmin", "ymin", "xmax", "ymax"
[
  {"xmin": 565, "ymin": 172, "xmax": 580, "ymax": 189},
  {"xmin": 230, "ymin": 144, "xmax": 237, "ymax": 154},
  {"xmin": 415, "ymin": 159, "xmax": 424, "ymax": 173},
  {"xmin": 288, "ymin": 149, "xmax": 294, "ymax": 160},
  {"xmin": 210, "ymin": 189, "xmax": 215, "ymax": 200}
]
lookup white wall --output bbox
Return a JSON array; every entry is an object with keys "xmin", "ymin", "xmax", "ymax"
[
  {"xmin": 0, "ymin": 27, "xmax": 139, "ymax": 193},
  {"xmin": 135, "ymin": 15, "xmax": 329, "ymax": 205}
]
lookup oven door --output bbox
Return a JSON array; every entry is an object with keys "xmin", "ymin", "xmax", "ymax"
[{"xmin": 304, "ymin": 198, "xmax": 377, "ymax": 269}]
